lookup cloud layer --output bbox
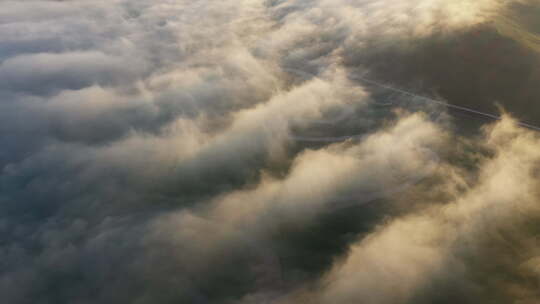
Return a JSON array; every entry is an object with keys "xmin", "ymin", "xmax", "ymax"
[{"xmin": 1, "ymin": 1, "xmax": 539, "ymax": 303}]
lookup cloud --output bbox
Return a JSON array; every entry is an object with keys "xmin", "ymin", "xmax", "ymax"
[
  {"xmin": 274, "ymin": 116, "xmax": 540, "ymax": 304},
  {"xmin": 0, "ymin": 52, "xmax": 144, "ymax": 95},
  {"xmin": 1, "ymin": 1, "xmax": 539, "ymax": 304}
]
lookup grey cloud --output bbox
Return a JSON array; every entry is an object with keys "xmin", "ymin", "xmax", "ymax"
[{"xmin": 0, "ymin": 52, "xmax": 145, "ymax": 95}]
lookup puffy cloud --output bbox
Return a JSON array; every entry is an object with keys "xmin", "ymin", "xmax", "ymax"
[
  {"xmin": 0, "ymin": 52, "xmax": 145, "ymax": 95},
  {"xmin": 1, "ymin": 0, "xmax": 539, "ymax": 304},
  {"xmin": 275, "ymin": 116, "xmax": 540, "ymax": 304}
]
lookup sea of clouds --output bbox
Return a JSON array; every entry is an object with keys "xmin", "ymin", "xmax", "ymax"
[{"xmin": 0, "ymin": 1, "xmax": 539, "ymax": 303}]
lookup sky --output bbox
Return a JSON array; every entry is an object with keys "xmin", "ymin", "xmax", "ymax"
[{"xmin": 1, "ymin": 1, "xmax": 540, "ymax": 303}]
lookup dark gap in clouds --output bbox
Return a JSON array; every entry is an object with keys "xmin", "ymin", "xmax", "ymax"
[
  {"xmin": 506, "ymin": 1, "xmax": 540, "ymax": 34},
  {"xmin": 270, "ymin": 200, "xmax": 389, "ymax": 283},
  {"xmin": 344, "ymin": 24, "xmax": 540, "ymax": 127}
]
